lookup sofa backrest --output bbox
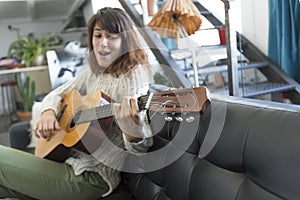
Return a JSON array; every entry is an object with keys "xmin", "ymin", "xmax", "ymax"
[{"xmin": 124, "ymin": 97, "xmax": 300, "ymax": 200}]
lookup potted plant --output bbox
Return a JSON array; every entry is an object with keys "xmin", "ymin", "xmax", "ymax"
[
  {"xmin": 15, "ymin": 74, "xmax": 36, "ymax": 121},
  {"xmin": 7, "ymin": 33, "xmax": 60, "ymax": 67}
]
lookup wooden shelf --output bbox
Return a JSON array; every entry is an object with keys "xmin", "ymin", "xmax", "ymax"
[{"xmin": 0, "ymin": 66, "xmax": 48, "ymax": 75}]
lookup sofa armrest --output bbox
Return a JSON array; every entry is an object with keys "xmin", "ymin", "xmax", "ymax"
[{"xmin": 9, "ymin": 121, "xmax": 34, "ymax": 154}]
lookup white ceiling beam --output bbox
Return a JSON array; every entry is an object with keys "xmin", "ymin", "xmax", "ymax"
[{"xmin": 27, "ymin": 0, "xmax": 36, "ymax": 21}]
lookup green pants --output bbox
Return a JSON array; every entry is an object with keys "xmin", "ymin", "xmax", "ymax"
[{"xmin": 0, "ymin": 145, "xmax": 108, "ymax": 200}]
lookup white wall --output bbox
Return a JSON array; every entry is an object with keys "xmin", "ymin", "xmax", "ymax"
[
  {"xmin": 91, "ymin": 0, "xmax": 123, "ymax": 13},
  {"xmin": 198, "ymin": 0, "xmax": 269, "ymax": 55},
  {"xmin": 240, "ymin": 0, "xmax": 269, "ymax": 55}
]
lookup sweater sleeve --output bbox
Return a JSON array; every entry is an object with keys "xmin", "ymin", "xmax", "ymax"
[
  {"xmin": 123, "ymin": 119, "xmax": 153, "ymax": 153},
  {"xmin": 122, "ymin": 64, "xmax": 154, "ymax": 153},
  {"xmin": 38, "ymin": 67, "xmax": 90, "ymax": 116}
]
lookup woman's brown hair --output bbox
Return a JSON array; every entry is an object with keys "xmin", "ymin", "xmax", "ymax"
[{"xmin": 87, "ymin": 7, "xmax": 148, "ymax": 77}]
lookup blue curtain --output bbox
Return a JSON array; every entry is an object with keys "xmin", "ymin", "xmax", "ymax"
[{"xmin": 268, "ymin": 0, "xmax": 300, "ymax": 83}]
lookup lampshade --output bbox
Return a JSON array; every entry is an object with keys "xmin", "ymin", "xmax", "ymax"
[{"xmin": 147, "ymin": 0, "xmax": 202, "ymax": 38}]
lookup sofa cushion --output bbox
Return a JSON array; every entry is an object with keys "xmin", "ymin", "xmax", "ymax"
[
  {"xmin": 244, "ymin": 107, "xmax": 300, "ymax": 199},
  {"xmin": 101, "ymin": 182, "xmax": 134, "ymax": 200},
  {"xmin": 189, "ymin": 99, "xmax": 300, "ymax": 200}
]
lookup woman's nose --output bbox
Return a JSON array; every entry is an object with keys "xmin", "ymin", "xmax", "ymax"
[{"xmin": 101, "ymin": 37, "xmax": 108, "ymax": 47}]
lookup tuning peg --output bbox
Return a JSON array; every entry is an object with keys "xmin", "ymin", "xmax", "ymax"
[
  {"xmin": 164, "ymin": 116, "xmax": 173, "ymax": 121},
  {"xmin": 186, "ymin": 116, "xmax": 195, "ymax": 123},
  {"xmin": 175, "ymin": 116, "xmax": 183, "ymax": 122}
]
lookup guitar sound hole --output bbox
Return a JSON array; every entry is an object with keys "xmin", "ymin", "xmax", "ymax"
[{"xmin": 70, "ymin": 119, "xmax": 76, "ymax": 129}]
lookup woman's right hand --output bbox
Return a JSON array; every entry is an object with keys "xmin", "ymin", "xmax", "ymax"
[{"xmin": 32, "ymin": 109, "xmax": 60, "ymax": 139}]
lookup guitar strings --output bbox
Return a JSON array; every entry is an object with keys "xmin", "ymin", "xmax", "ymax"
[
  {"xmin": 147, "ymin": 100, "xmax": 178, "ymax": 120},
  {"xmin": 72, "ymin": 90, "xmax": 197, "ymax": 125},
  {"xmin": 72, "ymin": 104, "xmax": 113, "ymax": 125}
]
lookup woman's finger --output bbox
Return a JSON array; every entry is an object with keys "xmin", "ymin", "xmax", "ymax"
[
  {"xmin": 32, "ymin": 124, "xmax": 40, "ymax": 138},
  {"xmin": 129, "ymin": 97, "xmax": 139, "ymax": 113}
]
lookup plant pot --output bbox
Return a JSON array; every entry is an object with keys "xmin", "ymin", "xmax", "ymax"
[
  {"xmin": 34, "ymin": 54, "xmax": 45, "ymax": 66},
  {"xmin": 16, "ymin": 111, "xmax": 32, "ymax": 122}
]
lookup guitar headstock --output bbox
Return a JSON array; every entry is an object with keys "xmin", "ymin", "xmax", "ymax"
[{"xmin": 138, "ymin": 86, "xmax": 210, "ymax": 115}]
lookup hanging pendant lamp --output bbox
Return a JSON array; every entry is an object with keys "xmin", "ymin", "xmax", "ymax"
[{"xmin": 147, "ymin": 0, "xmax": 202, "ymax": 38}]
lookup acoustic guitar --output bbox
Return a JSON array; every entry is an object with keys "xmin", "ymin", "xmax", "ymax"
[{"xmin": 34, "ymin": 86, "xmax": 210, "ymax": 162}]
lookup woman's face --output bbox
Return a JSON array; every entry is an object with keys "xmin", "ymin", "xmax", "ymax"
[{"xmin": 92, "ymin": 24, "xmax": 122, "ymax": 69}]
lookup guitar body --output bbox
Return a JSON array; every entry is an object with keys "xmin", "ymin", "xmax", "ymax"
[{"xmin": 35, "ymin": 90, "xmax": 103, "ymax": 162}]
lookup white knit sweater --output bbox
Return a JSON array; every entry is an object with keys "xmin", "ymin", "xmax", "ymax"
[{"xmin": 32, "ymin": 64, "xmax": 153, "ymax": 197}]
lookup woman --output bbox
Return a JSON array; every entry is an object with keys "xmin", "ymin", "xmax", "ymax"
[{"xmin": 0, "ymin": 7, "xmax": 153, "ymax": 199}]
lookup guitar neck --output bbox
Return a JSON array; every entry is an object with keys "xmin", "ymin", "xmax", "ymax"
[
  {"xmin": 69, "ymin": 86, "xmax": 209, "ymax": 126},
  {"xmin": 73, "ymin": 104, "xmax": 114, "ymax": 125}
]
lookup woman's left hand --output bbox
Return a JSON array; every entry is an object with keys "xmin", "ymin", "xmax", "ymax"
[{"xmin": 113, "ymin": 96, "xmax": 145, "ymax": 143}]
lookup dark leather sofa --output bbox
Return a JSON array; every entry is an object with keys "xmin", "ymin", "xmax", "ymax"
[{"xmin": 9, "ymin": 96, "xmax": 300, "ymax": 200}]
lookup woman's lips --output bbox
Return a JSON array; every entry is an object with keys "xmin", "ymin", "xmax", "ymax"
[{"xmin": 99, "ymin": 51, "xmax": 110, "ymax": 56}]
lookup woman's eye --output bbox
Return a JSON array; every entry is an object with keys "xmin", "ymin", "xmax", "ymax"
[{"xmin": 94, "ymin": 33, "xmax": 102, "ymax": 38}]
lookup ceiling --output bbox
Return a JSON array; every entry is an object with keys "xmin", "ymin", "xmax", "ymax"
[{"xmin": 0, "ymin": 0, "xmax": 87, "ymax": 31}]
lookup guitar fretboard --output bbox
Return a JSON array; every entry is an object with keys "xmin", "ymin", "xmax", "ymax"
[{"xmin": 73, "ymin": 104, "xmax": 114, "ymax": 125}]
